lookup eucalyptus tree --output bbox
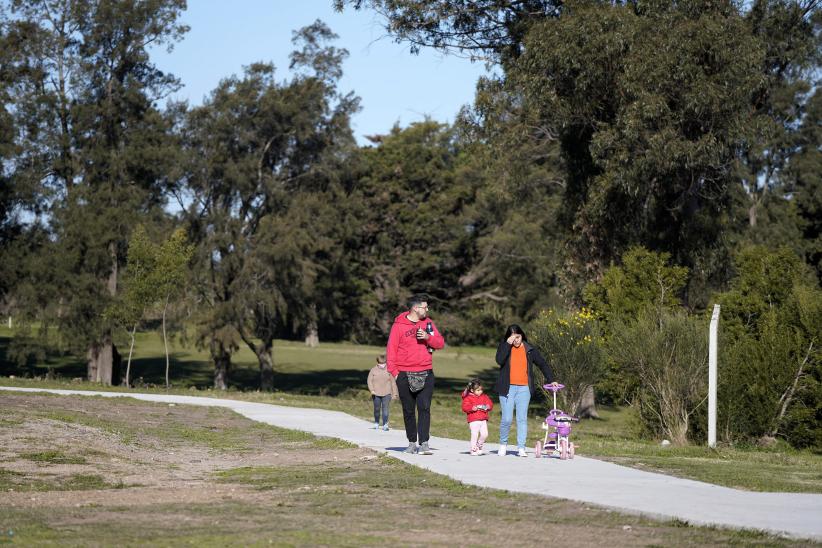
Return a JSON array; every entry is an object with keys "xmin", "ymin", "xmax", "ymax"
[
  {"xmin": 181, "ymin": 21, "xmax": 358, "ymax": 390},
  {"xmin": 786, "ymin": 87, "xmax": 822, "ymax": 281},
  {"xmin": 343, "ymin": 0, "xmax": 821, "ymax": 304},
  {"xmin": 0, "ymin": 13, "xmax": 20, "ymax": 310},
  {"xmin": 738, "ymin": 0, "xmax": 821, "ymax": 231},
  {"xmin": 344, "ymin": 121, "xmax": 485, "ymax": 341},
  {"xmin": 334, "ymin": 0, "xmax": 559, "ymax": 66},
  {"xmin": 4, "ymin": 0, "xmax": 186, "ymax": 383}
]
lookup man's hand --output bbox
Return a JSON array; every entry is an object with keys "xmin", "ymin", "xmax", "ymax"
[{"xmin": 416, "ymin": 327, "xmax": 429, "ymax": 340}]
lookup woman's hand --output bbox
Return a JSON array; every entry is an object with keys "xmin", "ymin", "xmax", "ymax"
[{"xmin": 506, "ymin": 334, "xmax": 517, "ymax": 345}]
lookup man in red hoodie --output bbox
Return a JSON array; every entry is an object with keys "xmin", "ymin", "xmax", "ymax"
[{"xmin": 386, "ymin": 294, "xmax": 445, "ymax": 455}]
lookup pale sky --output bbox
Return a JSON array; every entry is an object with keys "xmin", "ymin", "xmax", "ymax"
[{"xmin": 150, "ymin": 1, "xmax": 490, "ymax": 144}]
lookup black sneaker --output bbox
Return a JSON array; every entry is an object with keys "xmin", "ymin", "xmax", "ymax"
[
  {"xmin": 419, "ymin": 442, "xmax": 433, "ymax": 455},
  {"xmin": 404, "ymin": 443, "xmax": 417, "ymax": 454}
]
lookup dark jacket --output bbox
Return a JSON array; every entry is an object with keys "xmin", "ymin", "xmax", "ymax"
[{"xmin": 494, "ymin": 340, "xmax": 554, "ymax": 397}]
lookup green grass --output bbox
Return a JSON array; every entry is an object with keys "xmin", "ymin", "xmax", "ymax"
[
  {"xmin": 0, "ymin": 324, "xmax": 495, "ymax": 392},
  {"xmin": 19, "ymin": 451, "xmax": 87, "ymax": 465},
  {"xmin": 1, "ymin": 326, "xmax": 821, "ymax": 494},
  {"xmin": 0, "ymin": 394, "xmax": 807, "ymax": 546},
  {"xmin": 0, "ymin": 468, "xmax": 125, "ymax": 492}
]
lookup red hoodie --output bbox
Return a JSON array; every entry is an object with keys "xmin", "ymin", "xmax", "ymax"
[
  {"xmin": 386, "ymin": 311, "xmax": 445, "ymax": 378},
  {"xmin": 461, "ymin": 390, "xmax": 494, "ymax": 422}
]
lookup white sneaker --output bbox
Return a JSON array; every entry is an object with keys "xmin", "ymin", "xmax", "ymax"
[
  {"xmin": 497, "ymin": 444, "xmax": 507, "ymax": 456},
  {"xmin": 374, "ymin": 422, "xmax": 379, "ymax": 429},
  {"xmin": 383, "ymin": 424, "xmax": 389, "ymax": 431},
  {"xmin": 518, "ymin": 447, "xmax": 528, "ymax": 457}
]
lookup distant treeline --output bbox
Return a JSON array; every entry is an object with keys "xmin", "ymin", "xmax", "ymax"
[{"xmin": 0, "ymin": 1, "xmax": 819, "ymax": 396}]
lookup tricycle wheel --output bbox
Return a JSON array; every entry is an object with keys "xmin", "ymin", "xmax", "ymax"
[
  {"xmin": 569, "ymin": 443, "xmax": 575, "ymax": 459},
  {"xmin": 535, "ymin": 440, "xmax": 542, "ymax": 458},
  {"xmin": 559, "ymin": 439, "xmax": 568, "ymax": 460}
]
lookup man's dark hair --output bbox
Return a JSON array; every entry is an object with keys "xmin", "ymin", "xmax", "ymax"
[{"xmin": 407, "ymin": 294, "xmax": 429, "ymax": 309}]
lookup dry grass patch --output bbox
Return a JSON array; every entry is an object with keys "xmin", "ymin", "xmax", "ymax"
[{"xmin": 0, "ymin": 393, "xmax": 809, "ymax": 546}]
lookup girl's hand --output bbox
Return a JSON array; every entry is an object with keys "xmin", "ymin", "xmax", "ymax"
[{"xmin": 472, "ymin": 405, "xmax": 478, "ymax": 411}]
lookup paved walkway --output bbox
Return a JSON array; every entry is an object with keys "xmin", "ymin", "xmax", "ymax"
[{"xmin": 2, "ymin": 386, "xmax": 821, "ymax": 541}]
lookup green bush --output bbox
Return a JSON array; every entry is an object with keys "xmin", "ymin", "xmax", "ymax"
[
  {"xmin": 529, "ymin": 307, "xmax": 607, "ymax": 415},
  {"xmin": 609, "ymin": 310, "xmax": 708, "ymax": 445},
  {"xmin": 716, "ymin": 249, "xmax": 821, "ymax": 450}
]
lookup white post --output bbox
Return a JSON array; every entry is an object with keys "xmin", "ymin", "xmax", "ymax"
[
  {"xmin": 708, "ymin": 304, "xmax": 720, "ymax": 448},
  {"xmin": 7, "ymin": 316, "xmax": 10, "ymax": 329}
]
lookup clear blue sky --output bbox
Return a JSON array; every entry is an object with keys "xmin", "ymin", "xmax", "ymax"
[{"xmin": 149, "ymin": 1, "xmax": 489, "ymax": 144}]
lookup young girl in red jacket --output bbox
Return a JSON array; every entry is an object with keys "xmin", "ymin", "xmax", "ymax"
[{"xmin": 461, "ymin": 378, "xmax": 494, "ymax": 456}]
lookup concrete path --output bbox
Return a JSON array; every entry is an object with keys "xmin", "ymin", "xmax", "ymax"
[{"xmin": 2, "ymin": 386, "xmax": 821, "ymax": 541}]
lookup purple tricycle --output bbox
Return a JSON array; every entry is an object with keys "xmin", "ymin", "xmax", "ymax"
[{"xmin": 535, "ymin": 383, "xmax": 579, "ymax": 460}]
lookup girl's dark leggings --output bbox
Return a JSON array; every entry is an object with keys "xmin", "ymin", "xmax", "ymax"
[{"xmin": 396, "ymin": 371, "xmax": 435, "ymax": 444}]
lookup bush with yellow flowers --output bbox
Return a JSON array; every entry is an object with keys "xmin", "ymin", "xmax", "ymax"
[{"xmin": 529, "ymin": 307, "xmax": 607, "ymax": 416}]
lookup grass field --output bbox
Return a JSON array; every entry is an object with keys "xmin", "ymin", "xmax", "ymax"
[
  {"xmin": 2, "ymin": 325, "xmax": 821, "ymax": 494},
  {"xmin": 0, "ymin": 392, "xmax": 804, "ymax": 546}
]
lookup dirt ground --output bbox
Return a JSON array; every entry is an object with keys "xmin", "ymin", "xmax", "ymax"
[{"xmin": 0, "ymin": 393, "xmax": 810, "ymax": 547}]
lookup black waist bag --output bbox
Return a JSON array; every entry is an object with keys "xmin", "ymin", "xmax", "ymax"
[{"xmin": 406, "ymin": 371, "xmax": 429, "ymax": 393}]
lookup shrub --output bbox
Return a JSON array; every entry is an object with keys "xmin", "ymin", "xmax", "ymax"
[
  {"xmin": 610, "ymin": 310, "xmax": 708, "ymax": 445},
  {"xmin": 582, "ymin": 246, "xmax": 688, "ymax": 325},
  {"xmin": 715, "ymin": 246, "xmax": 821, "ymax": 450},
  {"xmin": 529, "ymin": 307, "xmax": 607, "ymax": 415}
]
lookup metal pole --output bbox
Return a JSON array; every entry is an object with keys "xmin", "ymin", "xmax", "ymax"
[{"xmin": 708, "ymin": 304, "xmax": 720, "ymax": 448}]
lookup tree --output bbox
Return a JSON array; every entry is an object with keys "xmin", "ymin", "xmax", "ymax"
[
  {"xmin": 344, "ymin": 0, "xmax": 821, "ymax": 303},
  {"xmin": 181, "ymin": 21, "xmax": 358, "ymax": 389},
  {"xmin": 582, "ymin": 247, "xmax": 689, "ymax": 325},
  {"xmin": 786, "ymin": 88, "xmax": 822, "ymax": 281},
  {"xmin": 737, "ymin": 0, "xmax": 821, "ymax": 231},
  {"xmin": 510, "ymin": 0, "xmax": 768, "ymax": 298},
  {"xmin": 153, "ymin": 228, "xmax": 193, "ymax": 388},
  {"xmin": 107, "ymin": 225, "xmax": 156, "ymax": 387},
  {"xmin": 715, "ymin": 246, "xmax": 821, "ymax": 448},
  {"xmin": 346, "ymin": 121, "xmax": 478, "ymax": 339},
  {"xmin": 450, "ymin": 74, "xmax": 566, "ymax": 341},
  {"xmin": 334, "ymin": 0, "xmax": 559, "ymax": 65},
  {"xmin": 5, "ymin": 0, "xmax": 186, "ymax": 384}
]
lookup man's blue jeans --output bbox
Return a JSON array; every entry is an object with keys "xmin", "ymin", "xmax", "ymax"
[{"xmin": 499, "ymin": 384, "xmax": 531, "ymax": 448}]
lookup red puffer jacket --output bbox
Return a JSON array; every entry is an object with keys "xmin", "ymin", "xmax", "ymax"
[{"xmin": 461, "ymin": 391, "xmax": 494, "ymax": 422}]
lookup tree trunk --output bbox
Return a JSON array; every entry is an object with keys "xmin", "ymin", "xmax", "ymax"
[
  {"xmin": 748, "ymin": 203, "xmax": 758, "ymax": 227},
  {"xmin": 577, "ymin": 385, "xmax": 599, "ymax": 419},
  {"xmin": 768, "ymin": 341, "xmax": 813, "ymax": 438},
  {"xmin": 305, "ymin": 306, "xmax": 319, "ymax": 347},
  {"xmin": 305, "ymin": 325, "xmax": 319, "ymax": 347},
  {"xmin": 258, "ymin": 345, "xmax": 274, "ymax": 392},
  {"xmin": 125, "ymin": 324, "xmax": 137, "ymax": 388},
  {"xmin": 162, "ymin": 294, "xmax": 170, "ymax": 389},
  {"xmin": 89, "ymin": 242, "xmax": 121, "ymax": 385},
  {"xmin": 87, "ymin": 337, "xmax": 121, "ymax": 385},
  {"xmin": 211, "ymin": 339, "xmax": 231, "ymax": 390}
]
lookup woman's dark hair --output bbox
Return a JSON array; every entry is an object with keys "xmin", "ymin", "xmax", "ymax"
[
  {"xmin": 504, "ymin": 324, "xmax": 528, "ymax": 343},
  {"xmin": 465, "ymin": 378, "xmax": 483, "ymax": 393}
]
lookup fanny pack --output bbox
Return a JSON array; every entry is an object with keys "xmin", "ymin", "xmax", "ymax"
[{"xmin": 406, "ymin": 371, "xmax": 429, "ymax": 393}]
